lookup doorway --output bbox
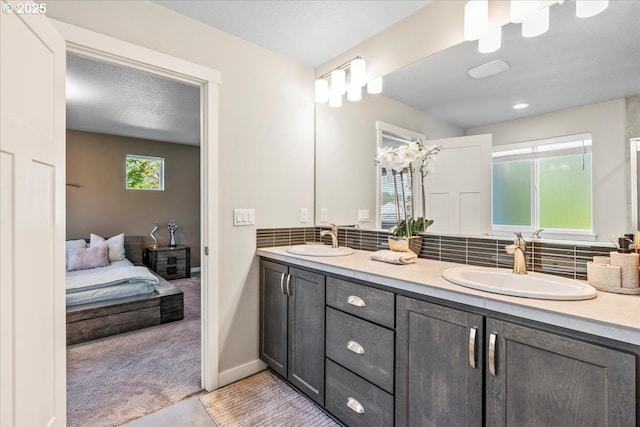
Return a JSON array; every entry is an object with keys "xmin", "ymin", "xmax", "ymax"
[{"xmin": 55, "ymin": 16, "xmax": 221, "ymax": 399}]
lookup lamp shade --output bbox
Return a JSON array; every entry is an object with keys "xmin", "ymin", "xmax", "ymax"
[
  {"xmin": 464, "ymin": 0, "xmax": 488, "ymax": 41},
  {"xmin": 522, "ymin": 6, "xmax": 549, "ymax": 37},
  {"xmin": 478, "ymin": 26, "xmax": 502, "ymax": 53},
  {"xmin": 330, "ymin": 69, "xmax": 346, "ymax": 96},
  {"xmin": 350, "ymin": 58, "xmax": 367, "ymax": 87},
  {"xmin": 315, "ymin": 79, "xmax": 329, "ymax": 103},
  {"xmin": 511, "ymin": 0, "xmax": 539, "ymax": 23},
  {"xmin": 366, "ymin": 77, "xmax": 383, "ymax": 94},
  {"xmin": 576, "ymin": 0, "xmax": 608, "ymax": 18},
  {"xmin": 347, "ymin": 84, "xmax": 361, "ymax": 102},
  {"xmin": 329, "ymin": 92, "xmax": 342, "ymax": 108}
]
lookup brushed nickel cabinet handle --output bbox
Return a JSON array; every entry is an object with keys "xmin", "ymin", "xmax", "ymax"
[
  {"xmin": 347, "ymin": 295, "xmax": 366, "ymax": 307},
  {"xmin": 469, "ymin": 327, "xmax": 477, "ymax": 369},
  {"xmin": 489, "ymin": 333, "xmax": 497, "ymax": 376},
  {"xmin": 347, "ymin": 340, "xmax": 365, "ymax": 355},
  {"xmin": 280, "ymin": 273, "xmax": 286, "ymax": 295},
  {"xmin": 346, "ymin": 397, "xmax": 365, "ymax": 414},
  {"xmin": 285, "ymin": 274, "xmax": 292, "ymax": 297}
]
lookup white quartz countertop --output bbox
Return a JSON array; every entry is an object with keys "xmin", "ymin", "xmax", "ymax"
[{"xmin": 257, "ymin": 246, "xmax": 640, "ymax": 346}]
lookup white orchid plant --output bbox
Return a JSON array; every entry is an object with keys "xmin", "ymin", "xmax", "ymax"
[{"xmin": 375, "ymin": 139, "xmax": 441, "ymax": 237}]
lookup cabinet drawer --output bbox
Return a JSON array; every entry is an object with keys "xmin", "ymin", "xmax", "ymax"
[
  {"xmin": 155, "ymin": 250, "xmax": 187, "ymax": 264},
  {"xmin": 326, "ymin": 277, "xmax": 394, "ymax": 328},
  {"xmin": 325, "ymin": 359, "xmax": 393, "ymax": 427},
  {"xmin": 326, "ymin": 307, "xmax": 394, "ymax": 393}
]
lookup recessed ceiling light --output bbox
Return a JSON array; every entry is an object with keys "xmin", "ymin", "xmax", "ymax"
[
  {"xmin": 513, "ymin": 103, "xmax": 529, "ymax": 109},
  {"xmin": 467, "ymin": 59, "xmax": 510, "ymax": 79}
]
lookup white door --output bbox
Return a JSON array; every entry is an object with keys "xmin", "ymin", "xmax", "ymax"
[
  {"xmin": 1, "ymin": 3, "xmax": 67, "ymax": 426},
  {"xmin": 425, "ymin": 134, "xmax": 492, "ymax": 236}
]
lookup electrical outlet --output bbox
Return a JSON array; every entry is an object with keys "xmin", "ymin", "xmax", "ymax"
[
  {"xmin": 300, "ymin": 208, "xmax": 308, "ymax": 223},
  {"xmin": 321, "ymin": 208, "xmax": 328, "ymax": 223},
  {"xmin": 358, "ymin": 209, "xmax": 370, "ymax": 222}
]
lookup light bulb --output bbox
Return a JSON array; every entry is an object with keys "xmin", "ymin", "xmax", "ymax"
[
  {"xmin": 329, "ymin": 93, "xmax": 342, "ymax": 108},
  {"xmin": 511, "ymin": 0, "xmax": 538, "ymax": 23},
  {"xmin": 350, "ymin": 58, "xmax": 367, "ymax": 88},
  {"xmin": 522, "ymin": 6, "xmax": 549, "ymax": 37},
  {"xmin": 330, "ymin": 69, "xmax": 346, "ymax": 96},
  {"xmin": 314, "ymin": 79, "xmax": 329, "ymax": 103},
  {"xmin": 366, "ymin": 77, "xmax": 383, "ymax": 94},
  {"xmin": 576, "ymin": 0, "xmax": 608, "ymax": 18},
  {"xmin": 464, "ymin": 0, "xmax": 488, "ymax": 41},
  {"xmin": 347, "ymin": 84, "xmax": 361, "ymax": 102},
  {"xmin": 478, "ymin": 26, "xmax": 502, "ymax": 53}
]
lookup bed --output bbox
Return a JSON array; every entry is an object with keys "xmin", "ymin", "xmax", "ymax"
[{"xmin": 66, "ymin": 235, "xmax": 184, "ymax": 345}]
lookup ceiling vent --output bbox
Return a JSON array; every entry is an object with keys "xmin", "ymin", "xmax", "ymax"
[{"xmin": 467, "ymin": 59, "xmax": 510, "ymax": 79}]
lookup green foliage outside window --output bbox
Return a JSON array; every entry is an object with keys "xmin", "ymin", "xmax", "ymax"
[{"xmin": 126, "ymin": 155, "xmax": 164, "ymax": 190}]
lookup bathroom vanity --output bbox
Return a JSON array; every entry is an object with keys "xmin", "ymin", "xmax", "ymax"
[{"xmin": 258, "ymin": 247, "xmax": 640, "ymax": 426}]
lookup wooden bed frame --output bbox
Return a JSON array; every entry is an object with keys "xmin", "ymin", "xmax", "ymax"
[{"xmin": 66, "ymin": 235, "xmax": 184, "ymax": 345}]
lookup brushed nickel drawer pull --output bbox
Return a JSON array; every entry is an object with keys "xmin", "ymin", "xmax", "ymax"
[
  {"xmin": 347, "ymin": 295, "xmax": 366, "ymax": 307},
  {"xmin": 489, "ymin": 333, "xmax": 497, "ymax": 376},
  {"xmin": 285, "ymin": 274, "xmax": 292, "ymax": 297},
  {"xmin": 346, "ymin": 397, "xmax": 365, "ymax": 414},
  {"xmin": 347, "ymin": 340, "xmax": 365, "ymax": 355},
  {"xmin": 469, "ymin": 327, "xmax": 477, "ymax": 369},
  {"xmin": 280, "ymin": 273, "xmax": 286, "ymax": 295}
]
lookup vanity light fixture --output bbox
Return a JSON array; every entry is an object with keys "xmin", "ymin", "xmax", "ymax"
[
  {"xmin": 522, "ymin": 5, "xmax": 549, "ymax": 37},
  {"xmin": 576, "ymin": 0, "xmax": 608, "ymax": 18},
  {"xmin": 464, "ymin": 0, "xmax": 488, "ymax": 41},
  {"xmin": 478, "ymin": 26, "xmax": 502, "ymax": 53},
  {"xmin": 315, "ymin": 56, "xmax": 382, "ymax": 107}
]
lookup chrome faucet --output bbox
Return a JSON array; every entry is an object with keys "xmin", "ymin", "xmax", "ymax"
[
  {"xmin": 320, "ymin": 224, "xmax": 339, "ymax": 248},
  {"xmin": 505, "ymin": 232, "xmax": 527, "ymax": 275},
  {"xmin": 530, "ymin": 228, "xmax": 544, "ymax": 239}
]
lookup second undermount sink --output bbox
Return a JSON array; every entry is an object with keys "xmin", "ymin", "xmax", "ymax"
[
  {"xmin": 442, "ymin": 266, "xmax": 597, "ymax": 301},
  {"xmin": 286, "ymin": 244, "xmax": 354, "ymax": 257}
]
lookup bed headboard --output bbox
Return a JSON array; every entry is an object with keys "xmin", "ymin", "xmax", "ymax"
[{"xmin": 124, "ymin": 235, "xmax": 144, "ymax": 266}]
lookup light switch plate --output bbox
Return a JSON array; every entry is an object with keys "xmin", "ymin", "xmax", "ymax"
[
  {"xmin": 233, "ymin": 208, "xmax": 255, "ymax": 226},
  {"xmin": 358, "ymin": 209, "xmax": 370, "ymax": 222},
  {"xmin": 300, "ymin": 208, "xmax": 308, "ymax": 223}
]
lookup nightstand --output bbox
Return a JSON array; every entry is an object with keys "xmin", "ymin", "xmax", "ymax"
[{"xmin": 144, "ymin": 246, "xmax": 191, "ymax": 280}]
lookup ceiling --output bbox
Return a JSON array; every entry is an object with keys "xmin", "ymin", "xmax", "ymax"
[
  {"xmin": 65, "ymin": 1, "xmax": 430, "ymax": 145},
  {"xmin": 383, "ymin": 0, "xmax": 640, "ymax": 129}
]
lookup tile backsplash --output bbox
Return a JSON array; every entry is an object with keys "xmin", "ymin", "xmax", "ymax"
[{"xmin": 257, "ymin": 227, "xmax": 613, "ymax": 280}]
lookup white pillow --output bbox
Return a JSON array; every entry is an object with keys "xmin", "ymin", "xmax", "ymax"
[
  {"xmin": 66, "ymin": 239, "xmax": 87, "ymax": 250},
  {"xmin": 90, "ymin": 233, "xmax": 126, "ymax": 262}
]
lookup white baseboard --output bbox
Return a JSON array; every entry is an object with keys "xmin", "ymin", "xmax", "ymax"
[
  {"xmin": 190, "ymin": 267, "xmax": 201, "ymax": 274},
  {"xmin": 218, "ymin": 359, "xmax": 267, "ymax": 388}
]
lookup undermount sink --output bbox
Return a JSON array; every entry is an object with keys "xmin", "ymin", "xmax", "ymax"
[
  {"xmin": 286, "ymin": 244, "xmax": 354, "ymax": 257},
  {"xmin": 442, "ymin": 266, "xmax": 597, "ymax": 300}
]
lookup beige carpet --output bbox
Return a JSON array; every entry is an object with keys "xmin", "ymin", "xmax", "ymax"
[
  {"xmin": 67, "ymin": 275, "xmax": 202, "ymax": 427},
  {"xmin": 200, "ymin": 370, "xmax": 339, "ymax": 427}
]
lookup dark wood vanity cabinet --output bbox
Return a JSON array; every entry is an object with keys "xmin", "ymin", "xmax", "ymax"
[
  {"xmin": 396, "ymin": 295, "xmax": 637, "ymax": 427},
  {"xmin": 259, "ymin": 260, "xmax": 325, "ymax": 406},
  {"xmin": 395, "ymin": 296, "xmax": 484, "ymax": 427}
]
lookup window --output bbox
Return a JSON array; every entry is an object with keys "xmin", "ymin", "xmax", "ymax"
[
  {"xmin": 492, "ymin": 133, "xmax": 592, "ymax": 238},
  {"xmin": 126, "ymin": 155, "xmax": 164, "ymax": 191}
]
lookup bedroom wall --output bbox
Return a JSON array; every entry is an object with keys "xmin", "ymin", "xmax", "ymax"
[
  {"xmin": 66, "ymin": 130, "xmax": 202, "ymax": 268},
  {"xmin": 46, "ymin": 1, "xmax": 315, "ymax": 380}
]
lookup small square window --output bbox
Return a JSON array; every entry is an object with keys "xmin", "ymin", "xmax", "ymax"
[{"xmin": 126, "ymin": 155, "xmax": 164, "ymax": 191}]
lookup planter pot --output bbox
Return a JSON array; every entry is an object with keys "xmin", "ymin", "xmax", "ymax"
[{"xmin": 388, "ymin": 236, "xmax": 422, "ymax": 255}]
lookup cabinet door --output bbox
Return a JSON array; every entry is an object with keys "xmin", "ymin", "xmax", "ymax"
[
  {"xmin": 396, "ymin": 296, "xmax": 483, "ymax": 427},
  {"xmin": 259, "ymin": 260, "xmax": 288, "ymax": 377},
  {"xmin": 486, "ymin": 318, "xmax": 636, "ymax": 427},
  {"xmin": 288, "ymin": 267, "xmax": 326, "ymax": 405}
]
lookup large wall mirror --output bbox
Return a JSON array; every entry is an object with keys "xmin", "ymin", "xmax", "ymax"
[{"xmin": 315, "ymin": 0, "xmax": 640, "ymax": 242}]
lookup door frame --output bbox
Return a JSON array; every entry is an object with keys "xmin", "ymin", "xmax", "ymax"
[{"xmin": 50, "ymin": 20, "xmax": 221, "ymax": 391}]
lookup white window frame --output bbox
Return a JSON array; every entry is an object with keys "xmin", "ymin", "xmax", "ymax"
[
  {"xmin": 125, "ymin": 154, "xmax": 165, "ymax": 191},
  {"xmin": 491, "ymin": 133, "xmax": 595, "ymax": 241}
]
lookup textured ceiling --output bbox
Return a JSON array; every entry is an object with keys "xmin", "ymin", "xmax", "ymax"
[
  {"xmin": 383, "ymin": 0, "xmax": 640, "ymax": 129},
  {"xmin": 66, "ymin": 55, "xmax": 201, "ymax": 145}
]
